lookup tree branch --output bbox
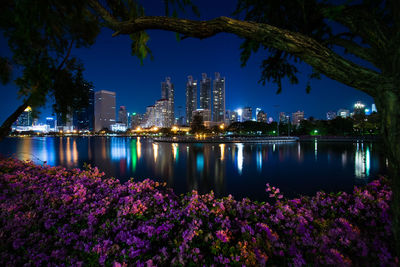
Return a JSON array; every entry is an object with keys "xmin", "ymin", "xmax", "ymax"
[
  {"xmin": 325, "ymin": 37, "xmax": 375, "ymax": 64},
  {"xmin": 89, "ymin": 1, "xmax": 381, "ymax": 96}
]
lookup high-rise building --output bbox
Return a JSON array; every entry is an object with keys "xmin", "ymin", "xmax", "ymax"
[
  {"xmin": 118, "ymin": 106, "xmax": 128, "ymax": 125},
  {"xmin": 73, "ymin": 88, "xmax": 94, "ymax": 131},
  {"xmin": 46, "ymin": 117, "xmax": 56, "ymax": 131},
  {"xmin": 225, "ymin": 110, "xmax": 238, "ymax": 125},
  {"xmin": 142, "ymin": 105, "xmax": 156, "ymax": 128},
  {"xmin": 242, "ymin": 107, "xmax": 252, "ymax": 122},
  {"xmin": 186, "ymin": 75, "xmax": 197, "ymax": 125},
  {"xmin": 292, "ymin": 111, "xmax": 304, "ymax": 126},
  {"xmin": 200, "ymin": 73, "xmax": 211, "ymax": 110},
  {"xmin": 257, "ymin": 111, "xmax": 268, "ymax": 123},
  {"xmin": 130, "ymin": 113, "xmax": 143, "ymax": 128},
  {"xmin": 94, "ymin": 90, "xmax": 116, "ymax": 132},
  {"xmin": 154, "ymin": 99, "xmax": 169, "ymax": 127},
  {"xmin": 256, "ymin": 108, "xmax": 262, "ymax": 117},
  {"xmin": 337, "ymin": 109, "xmax": 350, "ymax": 118},
  {"xmin": 278, "ymin": 112, "xmax": 290, "ymax": 124},
  {"xmin": 212, "ymin": 72, "xmax": 225, "ymax": 123},
  {"xmin": 326, "ymin": 111, "xmax": 337, "ymax": 120},
  {"xmin": 372, "ymin": 104, "xmax": 377, "ymax": 113},
  {"xmin": 17, "ymin": 106, "xmax": 33, "ymax": 126},
  {"xmin": 353, "ymin": 101, "xmax": 366, "ymax": 115},
  {"xmin": 161, "ymin": 77, "xmax": 174, "ymax": 127},
  {"xmin": 192, "ymin": 109, "xmax": 212, "ymax": 125}
]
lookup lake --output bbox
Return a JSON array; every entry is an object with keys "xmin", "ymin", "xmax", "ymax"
[{"xmin": 0, "ymin": 137, "xmax": 387, "ymax": 201}]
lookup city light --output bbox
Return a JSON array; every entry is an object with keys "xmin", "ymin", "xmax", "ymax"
[
  {"xmin": 236, "ymin": 108, "xmax": 243, "ymax": 116},
  {"xmin": 219, "ymin": 124, "xmax": 224, "ymax": 130},
  {"xmin": 354, "ymin": 102, "xmax": 365, "ymax": 109},
  {"xmin": 171, "ymin": 126, "xmax": 179, "ymax": 132}
]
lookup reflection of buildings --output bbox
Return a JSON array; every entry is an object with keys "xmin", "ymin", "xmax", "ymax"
[
  {"xmin": 355, "ymin": 142, "xmax": 370, "ymax": 179},
  {"xmin": 186, "ymin": 144, "xmax": 226, "ymax": 197}
]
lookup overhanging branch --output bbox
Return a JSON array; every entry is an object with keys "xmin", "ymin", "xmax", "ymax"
[{"xmin": 89, "ymin": 1, "xmax": 381, "ymax": 97}]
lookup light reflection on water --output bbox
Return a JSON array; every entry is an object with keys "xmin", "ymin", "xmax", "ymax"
[{"xmin": 0, "ymin": 137, "xmax": 386, "ymax": 201}]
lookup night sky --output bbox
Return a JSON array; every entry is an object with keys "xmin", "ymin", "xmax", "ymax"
[{"xmin": 0, "ymin": 0, "xmax": 375, "ymax": 124}]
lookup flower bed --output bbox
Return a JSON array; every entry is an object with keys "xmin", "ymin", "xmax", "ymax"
[{"xmin": 0, "ymin": 158, "xmax": 396, "ymax": 266}]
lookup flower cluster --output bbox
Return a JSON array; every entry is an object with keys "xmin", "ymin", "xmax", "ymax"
[{"xmin": 0, "ymin": 158, "xmax": 396, "ymax": 266}]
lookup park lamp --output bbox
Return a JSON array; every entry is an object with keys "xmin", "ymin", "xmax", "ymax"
[
  {"xmin": 314, "ymin": 129, "xmax": 319, "ymax": 135},
  {"xmin": 135, "ymin": 126, "xmax": 142, "ymax": 132},
  {"xmin": 219, "ymin": 124, "xmax": 225, "ymax": 130},
  {"xmin": 152, "ymin": 126, "xmax": 159, "ymax": 132},
  {"xmin": 172, "ymin": 126, "xmax": 179, "ymax": 132}
]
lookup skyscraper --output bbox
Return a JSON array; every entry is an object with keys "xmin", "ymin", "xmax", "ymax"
[
  {"xmin": 326, "ymin": 111, "xmax": 337, "ymax": 120},
  {"xmin": 242, "ymin": 107, "xmax": 252, "ymax": 122},
  {"xmin": 257, "ymin": 111, "xmax": 268, "ymax": 123},
  {"xmin": 185, "ymin": 75, "xmax": 197, "ymax": 125},
  {"xmin": 94, "ymin": 90, "xmax": 116, "ymax": 132},
  {"xmin": 73, "ymin": 87, "xmax": 94, "ymax": 131},
  {"xmin": 292, "ymin": 111, "xmax": 304, "ymax": 126},
  {"xmin": 212, "ymin": 72, "xmax": 225, "ymax": 123},
  {"xmin": 200, "ymin": 73, "xmax": 211, "ymax": 110},
  {"xmin": 118, "ymin": 106, "xmax": 128, "ymax": 125},
  {"xmin": 337, "ymin": 109, "xmax": 350, "ymax": 118},
  {"xmin": 161, "ymin": 77, "xmax": 174, "ymax": 126},
  {"xmin": 17, "ymin": 106, "xmax": 33, "ymax": 126}
]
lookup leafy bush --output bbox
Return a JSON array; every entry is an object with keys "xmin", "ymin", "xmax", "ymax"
[{"xmin": 0, "ymin": 158, "xmax": 396, "ymax": 266}]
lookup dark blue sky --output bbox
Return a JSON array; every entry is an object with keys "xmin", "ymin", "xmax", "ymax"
[{"xmin": 0, "ymin": 0, "xmax": 374, "ymax": 123}]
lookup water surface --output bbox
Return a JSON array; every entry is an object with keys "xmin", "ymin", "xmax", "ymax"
[{"xmin": 0, "ymin": 137, "xmax": 387, "ymax": 201}]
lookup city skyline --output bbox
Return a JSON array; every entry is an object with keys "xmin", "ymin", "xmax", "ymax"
[{"xmin": 0, "ymin": 0, "xmax": 375, "ymax": 126}]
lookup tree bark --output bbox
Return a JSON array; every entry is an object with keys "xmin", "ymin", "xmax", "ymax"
[
  {"xmin": 0, "ymin": 97, "xmax": 31, "ymax": 141},
  {"xmin": 375, "ymin": 87, "xmax": 400, "ymax": 257}
]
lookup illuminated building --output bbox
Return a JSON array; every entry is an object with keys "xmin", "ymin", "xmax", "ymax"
[
  {"xmin": 212, "ymin": 72, "xmax": 225, "ymax": 123},
  {"xmin": 94, "ymin": 90, "xmax": 116, "ymax": 132},
  {"xmin": 372, "ymin": 103, "xmax": 377, "ymax": 113},
  {"xmin": 200, "ymin": 73, "xmax": 211, "ymax": 111},
  {"xmin": 192, "ymin": 109, "xmax": 212, "ymax": 124},
  {"xmin": 292, "ymin": 111, "xmax": 304, "ymax": 126},
  {"xmin": 161, "ymin": 77, "xmax": 174, "ymax": 127},
  {"xmin": 17, "ymin": 106, "xmax": 33, "ymax": 126},
  {"xmin": 73, "ymin": 87, "xmax": 94, "ymax": 131},
  {"xmin": 186, "ymin": 75, "xmax": 197, "ymax": 124},
  {"xmin": 118, "ymin": 106, "xmax": 128, "ymax": 125},
  {"xmin": 256, "ymin": 110, "xmax": 268, "ymax": 123},
  {"xmin": 46, "ymin": 117, "xmax": 56, "ymax": 131},
  {"xmin": 326, "ymin": 111, "xmax": 337, "ymax": 120},
  {"xmin": 225, "ymin": 110, "xmax": 238, "ymax": 125},
  {"xmin": 242, "ymin": 107, "xmax": 252, "ymax": 122},
  {"xmin": 353, "ymin": 101, "xmax": 366, "ymax": 115},
  {"xmin": 110, "ymin": 123, "xmax": 127, "ymax": 132},
  {"xmin": 337, "ymin": 109, "xmax": 350, "ymax": 118}
]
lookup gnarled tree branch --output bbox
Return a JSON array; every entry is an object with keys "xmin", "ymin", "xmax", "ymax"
[{"xmin": 89, "ymin": 0, "xmax": 381, "ymax": 96}]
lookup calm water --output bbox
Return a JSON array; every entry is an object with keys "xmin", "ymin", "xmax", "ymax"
[{"xmin": 0, "ymin": 137, "xmax": 387, "ymax": 201}]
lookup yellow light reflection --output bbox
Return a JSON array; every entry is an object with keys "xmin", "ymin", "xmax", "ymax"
[
  {"xmin": 72, "ymin": 139, "xmax": 78, "ymax": 164},
  {"xmin": 153, "ymin": 143, "xmax": 158, "ymax": 162},
  {"xmin": 66, "ymin": 137, "xmax": 71, "ymax": 166},
  {"xmin": 172, "ymin": 143, "xmax": 178, "ymax": 161},
  {"xmin": 219, "ymin": 144, "xmax": 225, "ymax": 161},
  {"xmin": 137, "ymin": 137, "xmax": 142, "ymax": 159}
]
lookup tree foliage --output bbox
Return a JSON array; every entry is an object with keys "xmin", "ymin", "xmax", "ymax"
[{"xmin": 0, "ymin": 0, "xmax": 100, "ymax": 116}]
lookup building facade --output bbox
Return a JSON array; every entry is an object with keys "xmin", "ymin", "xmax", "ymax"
[
  {"xmin": 200, "ymin": 73, "xmax": 211, "ymax": 111},
  {"xmin": 242, "ymin": 107, "xmax": 252, "ymax": 122},
  {"xmin": 212, "ymin": 72, "xmax": 225, "ymax": 123},
  {"xmin": 326, "ymin": 111, "xmax": 337, "ymax": 120},
  {"xmin": 94, "ymin": 90, "xmax": 116, "ymax": 132},
  {"xmin": 292, "ymin": 111, "xmax": 304, "ymax": 126},
  {"xmin": 118, "ymin": 106, "xmax": 128, "ymax": 125},
  {"xmin": 161, "ymin": 77, "xmax": 174, "ymax": 127},
  {"xmin": 185, "ymin": 75, "xmax": 197, "ymax": 125},
  {"xmin": 17, "ymin": 106, "xmax": 33, "ymax": 126},
  {"xmin": 257, "ymin": 111, "xmax": 268, "ymax": 123},
  {"xmin": 337, "ymin": 109, "xmax": 350, "ymax": 118}
]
